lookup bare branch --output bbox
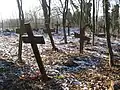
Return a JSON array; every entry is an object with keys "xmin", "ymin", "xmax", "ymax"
[{"xmin": 59, "ymin": 0, "xmax": 64, "ymax": 8}]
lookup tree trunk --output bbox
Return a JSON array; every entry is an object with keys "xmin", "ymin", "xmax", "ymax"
[
  {"xmin": 16, "ymin": 19, "xmax": 19, "ymax": 28},
  {"xmin": 63, "ymin": 0, "xmax": 69, "ymax": 44},
  {"xmin": 103, "ymin": 0, "xmax": 106, "ymax": 34},
  {"xmin": 80, "ymin": 0, "xmax": 84, "ymax": 53},
  {"xmin": 16, "ymin": 0, "xmax": 25, "ymax": 63},
  {"xmin": 56, "ymin": 21, "xmax": 59, "ymax": 34},
  {"xmin": 118, "ymin": 0, "xmax": 120, "ymax": 37},
  {"xmin": 34, "ymin": 12, "xmax": 38, "ymax": 29},
  {"xmin": 18, "ymin": 34, "xmax": 22, "ymax": 62},
  {"xmin": 41, "ymin": 0, "xmax": 57, "ymax": 50},
  {"xmin": 105, "ymin": 0, "xmax": 114, "ymax": 67},
  {"xmin": 1, "ymin": 20, "xmax": 4, "ymax": 30},
  {"xmin": 63, "ymin": 13, "xmax": 67, "ymax": 44},
  {"xmin": 96, "ymin": 0, "xmax": 100, "ymax": 34},
  {"xmin": 92, "ymin": 0, "xmax": 95, "ymax": 46},
  {"xmin": 46, "ymin": 23, "xmax": 57, "ymax": 50},
  {"xmin": 68, "ymin": 23, "xmax": 70, "ymax": 36}
]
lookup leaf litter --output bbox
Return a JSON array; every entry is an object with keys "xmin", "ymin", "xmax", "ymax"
[{"xmin": 0, "ymin": 29, "xmax": 120, "ymax": 90}]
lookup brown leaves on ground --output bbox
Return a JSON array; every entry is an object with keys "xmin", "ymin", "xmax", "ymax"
[{"xmin": 40, "ymin": 48, "xmax": 120, "ymax": 90}]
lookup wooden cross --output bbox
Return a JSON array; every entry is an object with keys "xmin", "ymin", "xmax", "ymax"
[
  {"xmin": 22, "ymin": 23, "xmax": 48, "ymax": 81},
  {"xmin": 22, "ymin": 35, "xmax": 45, "ymax": 44},
  {"xmin": 74, "ymin": 32, "xmax": 90, "ymax": 43},
  {"xmin": 43, "ymin": 28, "xmax": 55, "ymax": 33}
]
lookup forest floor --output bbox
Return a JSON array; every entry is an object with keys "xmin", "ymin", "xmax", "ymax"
[{"xmin": 0, "ymin": 29, "xmax": 120, "ymax": 90}]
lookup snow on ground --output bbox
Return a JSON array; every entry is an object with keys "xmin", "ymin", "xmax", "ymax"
[{"xmin": 0, "ymin": 29, "xmax": 120, "ymax": 90}]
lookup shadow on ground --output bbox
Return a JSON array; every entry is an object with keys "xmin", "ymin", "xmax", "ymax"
[{"xmin": 0, "ymin": 59, "xmax": 63, "ymax": 90}]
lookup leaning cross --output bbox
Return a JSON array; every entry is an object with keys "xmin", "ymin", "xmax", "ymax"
[
  {"xmin": 22, "ymin": 23, "xmax": 48, "ymax": 81},
  {"xmin": 74, "ymin": 32, "xmax": 90, "ymax": 43}
]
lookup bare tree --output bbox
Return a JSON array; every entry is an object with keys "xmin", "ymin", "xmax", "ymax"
[
  {"xmin": 70, "ymin": 0, "xmax": 79, "ymax": 26},
  {"xmin": 40, "ymin": 0, "xmax": 58, "ymax": 50},
  {"xmin": 96, "ymin": 0, "xmax": 100, "ymax": 34},
  {"xmin": 25, "ymin": 7, "xmax": 41, "ymax": 29},
  {"xmin": 1, "ymin": 20, "xmax": 4, "ymax": 30},
  {"xmin": 102, "ymin": 0, "xmax": 106, "ymax": 34},
  {"xmin": 79, "ymin": 0, "xmax": 84, "ymax": 53},
  {"xmin": 59, "ymin": 0, "xmax": 69, "ymax": 44},
  {"xmin": 92, "ymin": 0, "xmax": 95, "ymax": 45},
  {"xmin": 118, "ymin": 0, "xmax": 120, "ymax": 37},
  {"xmin": 51, "ymin": 7, "xmax": 61, "ymax": 34},
  {"xmin": 104, "ymin": 0, "xmax": 114, "ymax": 67},
  {"xmin": 66, "ymin": 9, "xmax": 72, "ymax": 36},
  {"xmin": 16, "ymin": 0, "xmax": 25, "ymax": 63},
  {"xmin": 77, "ymin": 0, "xmax": 92, "ymax": 53}
]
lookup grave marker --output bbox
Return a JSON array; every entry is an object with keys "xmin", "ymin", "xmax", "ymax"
[
  {"xmin": 22, "ymin": 35, "xmax": 45, "ymax": 44},
  {"xmin": 23, "ymin": 23, "xmax": 48, "ymax": 82},
  {"xmin": 74, "ymin": 32, "xmax": 90, "ymax": 43}
]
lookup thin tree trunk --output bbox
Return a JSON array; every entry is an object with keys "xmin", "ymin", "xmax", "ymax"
[
  {"xmin": 80, "ymin": 0, "xmax": 84, "ymax": 53},
  {"xmin": 1, "ymin": 20, "xmax": 4, "ymax": 30},
  {"xmin": 68, "ymin": 23, "xmax": 70, "ymax": 36},
  {"xmin": 63, "ymin": 18, "xmax": 67, "ymax": 44},
  {"xmin": 16, "ymin": 0, "xmax": 25, "ymax": 63},
  {"xmin": 55, "ymin": 9, "xmax": 60, "ymax": 34},
  {"xmin": 92, "ymin": 0, "xmax": 95, "ymax": 46},
  {"xmin": 34, "ymin": 12, "xmax": 38, "ymax": 29},
  {"xmin": 56, "ymin": 21, "xmax": 59, "ymax": 34},
  {"xmin": 118, "ymin": 0, "xmax": 120, "ymax": 37},
  {"xmin": 105, "ymin": 0, "xmax": 114, "ymax": 67},
  {"xmin": 41, "ymin": 0, "xmax": 57, "ymax": 50},
  {"xmin": 96, "ymin": 0, "xmax": 100, "ymax": 34},
  {"xmin": 96, "ymin": 0, "xmax": 98, "ymax": 33},
  {"xmin": 18, "ymin": 34, "xmax": 22, "ymax": 61},
  {"xmin": 103, "ymin": 0, "xmax": 106, "ymax": 34},
  {"xmin": 16, "ymin": 19, "xmax": 19, "ymax": 28},
  {"xmin": 63, "ymin": 0, "xmax": 69, "ymax": 44},
  {"xmin": 48, "ymin": 0, "xmax": 57, "ymax": 50}
]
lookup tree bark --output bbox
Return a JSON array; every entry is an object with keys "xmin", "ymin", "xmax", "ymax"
[
  {"xmin": 80, "ymin": 0, "xmax": 84, "ymax": 53},
  {"xmin": 56, "ymin": 21, "xmax": 59, "ymax": 34},
  {"xmin": 1, "ymin": 20, "xmax": 4, "ymax": 30},
  {"xmin": 68, "ymin": 23, "xmax": 70, "ymax": 36},
  {"xmin": 92, "ymin": 0, "xmax": 95, "ymax": 46},
  {"xmin": 105, "ymin": 0, "xmax": 114, "ymax": 67},
  {"xmin": 96, "ymin": 0, "xmax": 100, "ymax": 34},
  {"xmin": 118, "ymin": 0, "xmax": 120, "ymax": 37},
  {"xmin": 16, "ymin": 0, "xmax": 25, "ymax": 63},
  {"xmin": 41, "ymin": 0, "xmax": 57, "ymax": 50},
  {"xmin": 63, "ymin": 0, "xmax": 69, "ymax": 44},
  {"xmin": 103, "ymin": 0, "xmax": 106, "ymax": 34},
  {"xmin": 34, "ymin": 12, "xmax": 38, "ymax": 29},
  {"xmin": 63, "ymin": 13, "xmax": 67, "ymax": 44}
]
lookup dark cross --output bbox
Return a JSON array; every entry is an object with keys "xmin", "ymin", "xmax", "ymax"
[
  {"xmin": 22, "ymin": 23, "xmax": 48, "ymax": 82},
  {"xmin": 43, "ymin": 28, "xmax": 55, "ymax": 33},
  {"xmin": 74, "ymin": 32, "xmax": 90, "ymax": 44},
  {"xmin": 22, "ymin": 35, "xmax": 45, "ymax": 44}
]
